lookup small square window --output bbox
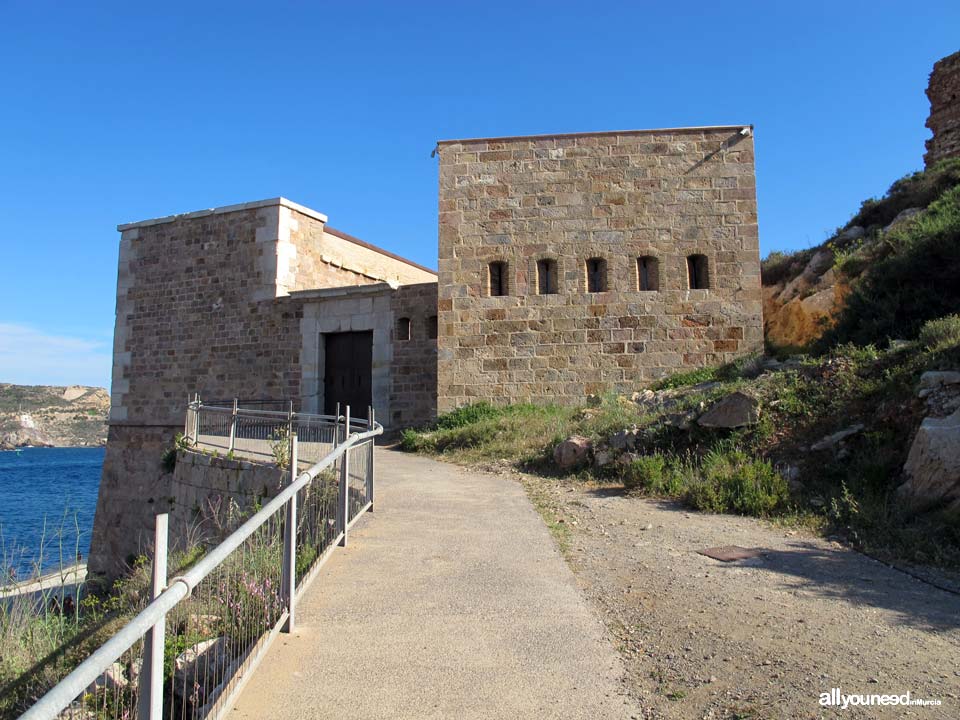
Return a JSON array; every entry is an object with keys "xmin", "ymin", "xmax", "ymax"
[
  {"xmin": 586, "ymin": 258, "xmax": 607, "ymax": 293},
  {"xmin": 638, "ymin": 256, "xmax": 659, "ymax": 291},
  {"xmin": 687, "ymin": 254, "xmax": 709, "ymax": 290},
  {"xmin": 489, "ymin": 261, "xmax": 508, "ymax": 296},
  {"xmin": 537, "ymin": 259, "xmax": 558, "ymax": 294},
  {"xmin": 396, "ymin": 317, "xmax": 411, "ymax": 341}
]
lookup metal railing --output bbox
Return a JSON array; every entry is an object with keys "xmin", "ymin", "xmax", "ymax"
[
  {"xmin": 22, "ymin": 401, "xmax": 381, "ymax": 720},
  {"xmin": 185, "ymin": 396, "xmax": 373, "ymax": 470}
]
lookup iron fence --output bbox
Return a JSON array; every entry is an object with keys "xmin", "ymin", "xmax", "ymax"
[{"xmin": 21, "ymin": 401, "xmax": 380, "ymax": 720}]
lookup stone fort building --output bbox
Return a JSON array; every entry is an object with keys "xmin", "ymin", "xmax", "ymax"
[{"xmin": 90, "ymin": 125, "xmax": 761, "ymax": 576}]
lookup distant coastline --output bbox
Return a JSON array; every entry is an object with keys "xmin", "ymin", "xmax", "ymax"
[{"xmin": 0, "ymin": 383, "xmax": 109, "ymax": 450}]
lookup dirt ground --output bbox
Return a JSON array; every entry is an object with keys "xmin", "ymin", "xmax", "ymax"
[{"xmin": 515, "ymin": 471, "xmax": 960, "ymax": 719}]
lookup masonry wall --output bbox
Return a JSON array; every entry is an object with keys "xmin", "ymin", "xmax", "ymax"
[
  {"xmin": 390, "ymin": 283, "xmax": 438, "ymax": 428},
  {"xmin": 925, "ymin": 50, "xmax": 960, "ymax": 167},
  {"xmin": 436, "ymin": 127, "xmax": 762, "ymax": 411},
  {"xmin": 296, "ymin": 281, "xmax": 438, "ymax": 431}
]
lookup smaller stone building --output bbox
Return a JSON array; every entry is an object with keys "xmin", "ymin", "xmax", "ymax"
[{"xmin": 91, "ymin": 198, "xmax": 438, "ymax": 576}]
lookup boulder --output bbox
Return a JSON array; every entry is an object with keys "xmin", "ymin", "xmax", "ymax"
[
  {"xmin": 553, "ymin": 436, "xmax": 591, "ymax": 469},
  {"xmin": 837, "ymin": 225, "xmax": 866, "ymax": 241},
  {"xmin": 609, "ymin": 428, "xmax": 639, "ymax": 451},
  {"xmin": 882, "ymin": 207, "xmax": 922, "ymax": 233},
  {"xmin": 585, "ymin": 394, "xmax": 602, "ymax": 407},
  {"xmin": 593, "ymin": 449, "xmax": 615, "ymax": 469},
  {"xmin": 919, "ymin": 371, "xmax": 960, "ymax": 390},
  {"xmin": 810, "ymin": 423, "xmax": 864, "ymax": 451},
  {"xmin": 697, "ymin": 392, "xmax": 760, "ymax": 428},
  {"xmin": 86, "ymin": 662, "xmax": 127, "ymax": 694},
  {"xmin": 174, "ymin": 637, "xmax": 232, "ymax": 702},
  {"xmin": 897, "ymin": 408, "xmax": 960, "ymax": 513},
  {"xmin": 666, "ymin": 409, "xmax": 700, "ymax": 430}
]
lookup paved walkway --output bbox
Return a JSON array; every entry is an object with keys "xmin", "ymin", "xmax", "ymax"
[{"xmin": 232, "ymin": 449, "xmax": 637, "ymax": 719}]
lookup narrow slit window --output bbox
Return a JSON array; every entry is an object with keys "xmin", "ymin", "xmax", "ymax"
[
  {"xmin": 687, "ymin": 254, "xmax": 709, "ymax": 290},
  {"xmin": 637, "ymin": 256, "xmax": 660, "ymax": 291},
  {"xmin": 537, "ymin": 259, "xmax": 558, "ymax": 295},
  {"xmin": 585, "ymin": 258, "xmax": 607, "ymax": 293},
  {"xmin": 488, "ymin": 261, "xmax": 508, "ymax": 297},
  {"xmin": 427, "ymin": 315, "xmax": 438, "ymax": 340},
  {"xmin": 396, "ymin": 317, "xmax": 411, "ymax": 341}
]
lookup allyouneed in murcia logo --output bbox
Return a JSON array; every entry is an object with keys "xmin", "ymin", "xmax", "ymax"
[{"xmin": 820, "ymin": 688, "xmax": 942, "ymax": 709}]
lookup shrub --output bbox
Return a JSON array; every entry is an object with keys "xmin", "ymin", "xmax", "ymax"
[
  {"xmin": 822, "ymin": 184, "xmax": 960, "ymax": 348},
  {"xmin": 761, "ymin": 249, "xmax": 810, "ymax": 286},
  {"xmin": 919, "ymin": 313, "xmax": 960, "ymax": 351},
  {"xmin": 623, "ymin": 454, "xmax": 689, "ymax": 495},
  {"xmin": 687, "ymin": 448, "xmax": 787, "ymax": 517},
  {"xmin": 435, "ymin": 402, "xmax": 503, "ymax": 430},
  {"xmin": 623, "ymin": 455, "xmax": 666, "ymax": 491},
  {"xmin": 846, "ymin": 157, "xmax": 960, "ymax": 230}
]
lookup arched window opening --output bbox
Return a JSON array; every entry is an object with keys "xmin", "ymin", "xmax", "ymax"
[
  {"xmin": 427, "ymin": 315, "xmax": 438, "ymax": 340},
  {"xmin": 585, "ymin": 257, "xmax": 607, "ymax": 293},
  {"xmin": 687, "ymin": 254, "xmax": 709, "ymax": 290},
  {"xmin": 637, "ymin": 256, "xmax": 660, "ymax": 291},
  {"xmin": 488, "ymin": 261, "xmax": 508, "ymax": 297},
  {"xmin": 537, "ymin": 259, "xmax": 558, "ymax": 295},
  {"xmin": 396, "ymin": 317, "xmax": 411, "ymax": 341}
]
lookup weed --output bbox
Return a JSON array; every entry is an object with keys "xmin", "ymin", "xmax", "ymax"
[{"xmin": 918, "ymin": 313, "xmax": 960, "ymax": 351}]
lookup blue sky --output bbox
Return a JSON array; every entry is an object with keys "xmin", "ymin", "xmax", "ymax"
[{"xmin": 1, "ymin": 1, "xmax": 957, "ymax": 389}]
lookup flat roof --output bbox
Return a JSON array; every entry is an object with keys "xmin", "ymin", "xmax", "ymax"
[
  {"xmin": 435, "ymin": 124, "xmax": 752, "ymax": 147},
  {"xmin": 117, "ymin": 197, "xmax": 327, "ymax": 231},
  {"xmin": 116, "ymin": 196, "xmax": 436, "ymax": 276}
]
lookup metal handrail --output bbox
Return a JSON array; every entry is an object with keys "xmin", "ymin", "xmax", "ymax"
[{"xmin": 22, "ymin": 405, "xmax": 382, "ymax": 720}]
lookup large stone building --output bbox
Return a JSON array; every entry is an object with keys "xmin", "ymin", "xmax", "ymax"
[
  {"xmin": 91, "ymin": 125, "xmax": 762, "ymax": 575},
  {"xmin": 436, "ymin": 126, "xmax": 762, "ymax": 411}
]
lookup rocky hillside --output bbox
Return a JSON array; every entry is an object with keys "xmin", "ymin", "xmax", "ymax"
[
  {"xmin": 0, "ymin": 384, "xmax": 109, "ymax": 449},
  {"xmin": 762, "ymin": 158, "xmax": 960, "ymax": 351}
]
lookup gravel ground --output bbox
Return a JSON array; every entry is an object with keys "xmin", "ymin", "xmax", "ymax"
[{"xmin": 517, "ymin": 472, "xmax": 960, "ymax": 720}]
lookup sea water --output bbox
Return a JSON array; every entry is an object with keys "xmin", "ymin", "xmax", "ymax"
[{"xmin": 0, "ymin": 447, "xmax": 103, "ymax": 579}]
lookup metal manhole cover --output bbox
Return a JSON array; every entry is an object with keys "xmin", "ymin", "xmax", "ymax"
[{"xmin": 698, "ymin": 545, "xmax": 762, "ymax": 562}]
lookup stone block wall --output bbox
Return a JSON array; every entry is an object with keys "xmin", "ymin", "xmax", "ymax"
[
  {"xmin": 435, "ymin": 127, "xmax": 762, "ymax": 411},
  {"xmin": 169, "ymin": 450, "xmax": 287, "ymax": 547},
  {"xmin": 295, "ymin": 281, "xmax": 438, "ymax": 431},
  {"xmin": 390, "ymin": 283, "xmax": 438, "ymax": 428},
  {"xmin": 925, "ymin": 50, "xmax": 960, "ymax": 167}
]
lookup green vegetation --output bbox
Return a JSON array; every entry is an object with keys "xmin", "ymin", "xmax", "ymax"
[
  {"xmin": 918, "ymin": 313, "xmax": 960, "ymax": 351},
  {"xmin": 400, "ymin": 402, "xmax": 575, "ymax": 467},
  {"xmin": 822, "ymin": 182, "xmax": 960, "ymax": 348},
  {"xmin": 402, "ymin": 337, "xmax": 960, "ymax": 568}
]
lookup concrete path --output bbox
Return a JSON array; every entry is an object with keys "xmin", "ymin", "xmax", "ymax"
[{"xmin": 232, "ymin": 449, "xmax": 638, "ymax": 719}]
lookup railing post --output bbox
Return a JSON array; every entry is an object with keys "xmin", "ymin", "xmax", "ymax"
[
  {"xmin": 333, "ymin": 402, "xmax": 340, "ymax": 451},
  {"xmin": 368, "ymin": 406, "xmax": 375, "ymax": 513},
  {"xmin": 281, "ymin": 435, "xmax": 298, "ymax": 632},
  {"xmin": 191, "ymin": 392, "xmax": 200, "ymax": 443},
  {"xmin": 228, "ymin": 398, "xmax": 238, "ymax": 453},
  {"xmin": 339, "ymin": 406, "xmax": 350, "ymax": 547},
  {"xmin": 138, "ymin": 513, "xmax": 168, "ymax": 720}
]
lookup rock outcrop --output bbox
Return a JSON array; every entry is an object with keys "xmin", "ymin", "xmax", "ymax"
[
  {"xmin": 898, "ymin": 408, "xmax": 960, "ymax": 513},
  {"xmin": 925, "ymin": 50, "xmax": 960, "ymax": 167},
  {"xmin": 697, "ymin": 391, "xmax": 760, "ymax": 429}
]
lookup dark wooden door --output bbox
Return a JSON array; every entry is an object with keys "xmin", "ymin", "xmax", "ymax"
[{"xmin": 323, "ymin": 331, "xmax": 373, "ymax": 416}]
